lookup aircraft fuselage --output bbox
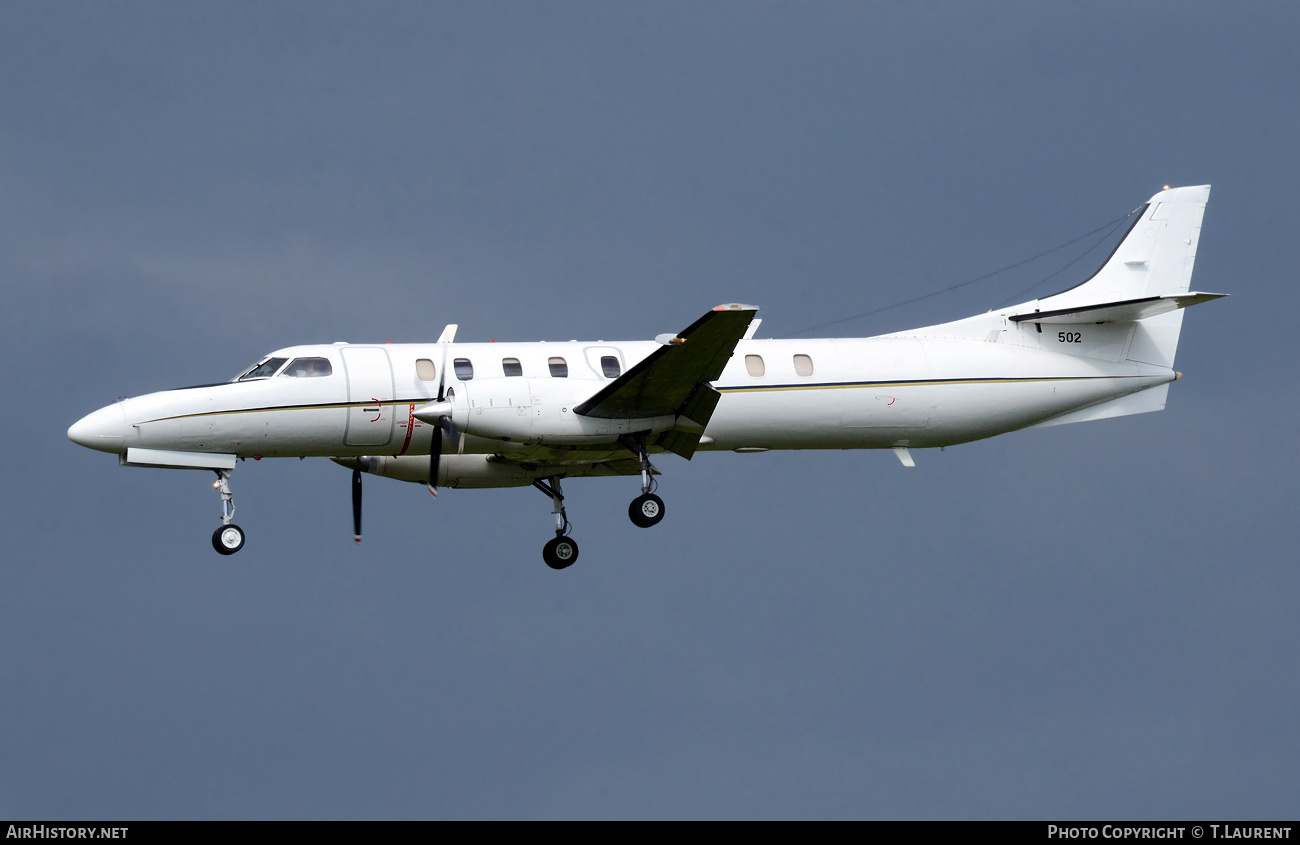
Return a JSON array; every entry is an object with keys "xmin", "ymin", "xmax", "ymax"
[{"xmin": 71, "ymin": 332, "xmax": 1174, "ymax": 472}]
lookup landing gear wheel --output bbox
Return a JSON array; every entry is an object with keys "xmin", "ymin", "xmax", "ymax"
[
  {"xmin": 212, "ymin": 524, "xmax": 245, "ymax": 555},
  {"xmin": 629, "ymin": 493, "xmax": 665, "ymax": 528},
  {"xmin": 542, "ymin": 535, "xmax": 579, "ymax": 570}
]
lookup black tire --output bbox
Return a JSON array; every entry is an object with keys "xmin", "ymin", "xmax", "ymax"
[
  {"xmin": 628, "ymin": 493, "xmax": 665, "ymax": 528},
  {"xmin": 212, "ymin": 524, "xmax": 245, "ymax": 555},
  {"xmin": 542, "ymin": 535, "xmax": 579, "ymax": 570}
]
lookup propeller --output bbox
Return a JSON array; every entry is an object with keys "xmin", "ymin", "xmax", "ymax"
[
  {"xmin": 417, "ymin": 343, "xmax": 463, "ymax": 498},
  {"xmin": 352, "ymin": 466, "xmax": 363, "ymax": 543},
  {"xmin": 350, "ymin": 340, "xmax": 461, "ymax": 544}
]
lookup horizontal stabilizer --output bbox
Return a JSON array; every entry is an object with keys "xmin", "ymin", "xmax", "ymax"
[{"xmin": 1009, "ymin": 292, "xmax": 1226, "ymax": 325}]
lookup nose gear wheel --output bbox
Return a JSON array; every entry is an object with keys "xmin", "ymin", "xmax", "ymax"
[{"xmin": 212, "ymin": 524, "xmax": 245, "ymax": 555}]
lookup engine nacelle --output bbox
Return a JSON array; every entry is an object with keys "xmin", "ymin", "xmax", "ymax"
[
  {"xmin": 335, "ymin": 453, "xmax": 640, "ymax": 488},
  {"xmin": 451, "ymin": 378, "xmax": 676, "ymax": 445},
  {"xmin": 339, "ymin": 453, "xmax": 531, "ymax": 488}
]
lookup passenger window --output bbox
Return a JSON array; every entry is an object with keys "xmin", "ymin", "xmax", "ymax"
[
  {"xmin": 282, "ymin": 357, "xmax": 333, "ymax": 378},
  {"xmin": 745, "ymin": 354, "xmax": 765, "ymax": 377},
  {"xmin": 454, "ymin": 358, "xmax": 474, "ymax": 380},
  {"xmin": 793, "ymin": 354, "xmax": 814, "ymax": 376},
  {"xmin": 502, "ymin": 358, "xmax": 523, "ymax": 377},
  {"xmin": 416, "ymin": 359, "xmax": 437, "ymax": 381},
  {"xmin": 549, "ymin": 357, "xmax": 568, "ymax": 378},
  {"xmin": 601, "ymin": 356, "xmax": 621, "ymax": 378}
]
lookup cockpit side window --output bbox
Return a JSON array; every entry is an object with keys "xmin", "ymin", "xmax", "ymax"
[
  {"xmin": 281, "ymin": 357, "xmax": 334, "ymax": 378},
  {"xmin": 237, "ymin": 357, "xmax": 288, "ymax": 381}
]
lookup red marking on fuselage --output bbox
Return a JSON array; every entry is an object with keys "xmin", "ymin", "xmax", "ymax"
[{"xmin": 397, "ymin": 403, "xmax": 417, "ymax": 456}]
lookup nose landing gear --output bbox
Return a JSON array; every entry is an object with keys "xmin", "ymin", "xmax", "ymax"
[
  {"xmin": 210, "ymin": 469, "xmax": 246, "ymax": 555},
  {"xmin": 212, "ymin": 524, "xmax": 245, "ymax": 554}
]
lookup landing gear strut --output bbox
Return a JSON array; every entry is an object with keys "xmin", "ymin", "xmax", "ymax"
[
  {"xmin": 533, "ymin": 476, "xmax": 578, "ymax": 570},
  {"xmin": 210, "ymin": 469, "xmax": 245, "ymax": 555},
  {"xmin": 624, "ymin": 435, "xmax": 666, "ymax": 528}
]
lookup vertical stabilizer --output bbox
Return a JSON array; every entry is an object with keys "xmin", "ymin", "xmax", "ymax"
[{"xmin": 1037, "ymin": 185, "xmax": 1210, "ymax": 368}]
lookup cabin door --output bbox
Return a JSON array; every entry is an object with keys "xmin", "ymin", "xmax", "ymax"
[{"xmin": 342, "ymin": 347, "xmax": 396, "ymax": 447}]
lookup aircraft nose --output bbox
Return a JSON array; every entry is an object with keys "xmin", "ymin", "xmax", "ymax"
[{"xmin": 68, "ymin": 402, "xmax": 127, "ymax": 453}]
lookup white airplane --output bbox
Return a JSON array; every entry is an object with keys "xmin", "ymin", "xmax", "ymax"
[{"xmin": 69, "ymin": 185, "xmax": 1224, "ymax": 569}]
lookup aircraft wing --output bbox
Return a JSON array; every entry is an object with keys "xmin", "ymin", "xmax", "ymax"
[
  {"xmin": 574, "ymin": 303, "xmax": 757, "ymax": 459},
  {"xmin": 485, "ymin": 452, "xmax": 648, "ymax": 479}
]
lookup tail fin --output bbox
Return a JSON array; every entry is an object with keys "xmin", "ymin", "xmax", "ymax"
[{"xmin": 1038, "ymin": 184, "xmax": 1211, "ymax": 367}]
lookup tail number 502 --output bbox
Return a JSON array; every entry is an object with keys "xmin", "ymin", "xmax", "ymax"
[{"xmin": 1058, "ymin": 331, "xmax": 1082, "ymax": 343}]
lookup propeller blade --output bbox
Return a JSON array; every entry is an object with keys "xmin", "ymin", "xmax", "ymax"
[
  {"xmin": 352, "ymin": 467, "xmax": 363, "ymax": 543},
  {"xmin": 430, "ymin": 414, "xmax": 450, "ymax": 498},
  {"xmin": 436, "ymin": 345, "xmax": 449, "ymax": 402},
  {"xmin": 437, "ymin": 412, "xmax": 466, "ymax": 456},
  {"xmin": 427, "ymin": 340, "xmax": 457, "ymax": 495}
]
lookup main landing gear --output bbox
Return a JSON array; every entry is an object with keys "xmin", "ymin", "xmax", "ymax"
[
  {"xmin": 533, "ymin": 477, "xmax": 578, "ymax": 570},
  {"xmin": 210, "ymin": 469, "xmax": 246, "ymax": 555},
  {"xmin": 531, "ymin": 440, "xmax": 671, "ymax": 571},
  {"xmin": 626, "ymin": 436, "xmax": 665, "ymax": 529}
]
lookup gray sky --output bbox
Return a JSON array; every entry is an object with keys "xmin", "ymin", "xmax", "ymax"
[{"xmin": 2, "ymin": 1, "xmax": 1297, "ymax": 819}]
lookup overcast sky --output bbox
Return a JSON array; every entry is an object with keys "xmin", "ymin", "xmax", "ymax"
[{"xmin": 3, "ymin": 1, "xmax": 1298, "ymax": 819}]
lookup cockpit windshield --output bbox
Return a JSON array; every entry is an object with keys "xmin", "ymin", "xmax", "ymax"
[
  {"xmin": 234, "ymin": 357, "xmax": 288, "ymax": 381},
  {"xmin": 281, "ymin": 357, "xmax": 333, "ymax": 378}
]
